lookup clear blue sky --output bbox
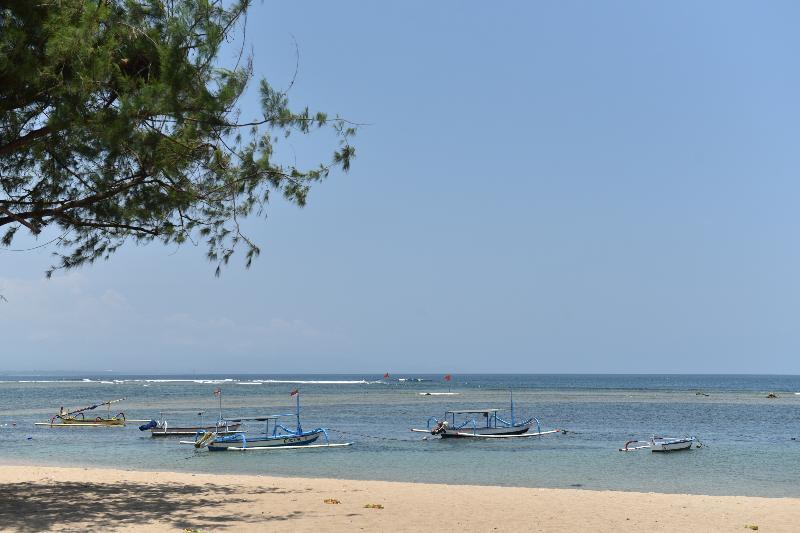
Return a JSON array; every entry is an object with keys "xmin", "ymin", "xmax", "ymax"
[{"xmin": 2, "ymin": 1, "xmax": 799, "ymax": 373}]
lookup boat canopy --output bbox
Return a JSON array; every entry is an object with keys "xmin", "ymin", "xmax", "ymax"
[
  {"xmin": 226, "ymin": 414, "xmax": 294, "ymax": 422},
  {"xmin": 445, "ymin": 409, "xmax": 500, "ymax": 415}
]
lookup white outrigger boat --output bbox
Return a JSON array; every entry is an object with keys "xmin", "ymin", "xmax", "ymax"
[
  {"xmin": 620, "ymin": 436, "xmax": 698, "ymax": 452},
  {"xmin": 140, "ymin": 388, "xmax": 242, "ymax": 437},
  {"xmin": 141, "ymin": 414, "xmax": 242, "ymax": 437},
  {"xmin": 411, "ymin": 391, "xmax": 564, "ymax": 439},
  {"xmin": 193, "ymin": 391, "xmax": 351, "ymax": 452}
]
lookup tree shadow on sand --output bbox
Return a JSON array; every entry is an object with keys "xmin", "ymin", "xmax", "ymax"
[{"xmin": 0, "ymin": 480, "xmax": 304, "ymax": 531}]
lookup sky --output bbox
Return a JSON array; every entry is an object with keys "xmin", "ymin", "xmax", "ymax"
[{"xmin": 2, "ymin": 1, "xmax": 800, "ymax": 373}]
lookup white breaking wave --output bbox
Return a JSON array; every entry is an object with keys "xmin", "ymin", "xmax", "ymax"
[
  {"xmin": 259, "ymin": 379, "xmax": 371, "ymax": 384},
  {"xmin": 13, "ymin": 380, "xmax": 92, "ymax": 383},
  {"xmin": 8, "ymin": 377, "xmax": 383, "ymax": 385},
  {"xmin": 138, "ymin": 378, "xmax": 237, "ymax": 384}
]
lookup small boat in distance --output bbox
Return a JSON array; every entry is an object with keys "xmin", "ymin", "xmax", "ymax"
[
  {"xmin": 620, "ymin": 436, "xmax": 698, "ymax": 452},
  {"xmin": 194, "ymin": 390, "xmax": 350, "ymax": 451},
  {"xmin": 410, "ymin": 391, "xmax": 564, "ymax": 439},
  {"xmin": 418, "ymin": 373, "xmax": 460, "ymax": 396},
  {"xmin": 35, "ymin": 398, "xmax": 127, "ymax": 427}
]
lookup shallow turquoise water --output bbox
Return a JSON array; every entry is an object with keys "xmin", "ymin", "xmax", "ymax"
[{"xmin": 1, "ymin": 374, "xmax": 798, "ymax": 497}]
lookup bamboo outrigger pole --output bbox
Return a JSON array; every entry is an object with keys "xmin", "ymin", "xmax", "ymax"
[{"xmin": 65, "ymin": 397, "xmax": 126, "ymax": 417}]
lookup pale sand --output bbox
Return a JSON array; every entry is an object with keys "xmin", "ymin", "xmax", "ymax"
[{"xmin": 0, "ymin": 465, "xmax": 797, "ymax": 532}]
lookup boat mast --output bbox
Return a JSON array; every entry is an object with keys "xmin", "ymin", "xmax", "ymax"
[
  {"xmin": 295, "ymin": 391, "xmax": 302, "ymax": 434},
  {"xmin": 213, "ymin": 387, "xmax": 223, "ymax": 423},
  {"xmin": 510, "ymin": 389, "xmax": 515, "ymax": 426}
]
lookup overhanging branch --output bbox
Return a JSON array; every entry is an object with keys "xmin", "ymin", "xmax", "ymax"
[{"xmin": 0, "ymin": 126, "xmax": 53, "ymax": 157}]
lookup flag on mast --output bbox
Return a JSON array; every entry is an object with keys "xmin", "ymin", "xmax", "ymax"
[
  {"xmin": 443, "ymin": 374, "xmax": 452, "ymax": 382},
  {"xmin": 213, "ymin": 387, "xmax": 221, "ymax": 396},
  {"xmin": 290, "ymin": 388, "xmax": 299, "ymax": 397},
  {"xmin": 383, "ymin": 372, "xmax": 390, "ymax": 379}
]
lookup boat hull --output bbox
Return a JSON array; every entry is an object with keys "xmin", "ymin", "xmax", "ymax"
[
  {"xmin": 439, "ymin": 423, "xmax": 533, "ymax": 438},
  {"xmin": 35, "ymin": 421, "xmax": 125, "ymax": 428},
  {"xmin": 58, "ymin": 417, "xmax": 125, "ymax": 426},
  {"xmin": 150, "ymin": 423, "xmax": 241, "ymax": 437},
  {"xmin": 651, "ymin": 438, "xmax": 695, "ymax": 452},
  {"xmin": 208, "ymin": 430, "xmax": 323, "ymax": 451}
]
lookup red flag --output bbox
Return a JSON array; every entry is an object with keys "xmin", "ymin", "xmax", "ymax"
[
  {"xmin": 289, "ymin": 389, "xmax": 299, "ymax": 397},
  {"xmin": 383, "ymin": 373, "xmax": 390, "ymax": 379},
  {"xmin": 443, "ymin": 374, "xmax": 452, "ymax": 382},
  {"xmin": 213, "ymin": 387, "xmax": 221, "ymax": 396}
]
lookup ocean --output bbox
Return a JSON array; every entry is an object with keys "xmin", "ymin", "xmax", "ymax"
[{"xmin": 0, "ymin": 373, "xmax": 798, "ymax": 497}]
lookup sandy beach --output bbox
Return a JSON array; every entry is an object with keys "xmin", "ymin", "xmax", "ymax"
[{"xmin": 0, "ymin": 465, "xmax": 797, "ymax": 532}]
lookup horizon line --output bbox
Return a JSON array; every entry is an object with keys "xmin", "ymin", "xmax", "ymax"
[{"xmin": 1, "ymin": 370, "xmax": 798, "ymax": 377}]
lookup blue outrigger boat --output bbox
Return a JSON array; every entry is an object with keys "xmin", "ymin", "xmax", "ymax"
[
  {"xmin": 411, "ymin": 391, "xmax": 563, "ymax": 439},
  {"xmin": 194, "ymin": 391, "xmax": 350, "ymax": 451}
]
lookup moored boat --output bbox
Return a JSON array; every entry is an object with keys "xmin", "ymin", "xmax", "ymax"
[
  {"xmin": 60, "ymin": 415, "xmax": 125, "ymax": 426},
  {"xmin": 204, "ymin": 424, "xmax": 326, "ymax": 451},
  {"xmin": 419, "ymin": 408, "xmax": 532, "ymax": 438},
  {"xmin": 35, "ymin": 398, "xmax": 127, "ymax": 427},
  {"xmin": 620, "ymin": 436, "xmax": 698, "ymax": 452},
  {"xmin": 650, "ymin": 436, "xmax": 696, "ymax": 452},
  {"xmin": 411, "ymin": 391, "xmax": 563, "ymax": 439},
  {"xmin": 141, "ymin": 388, "xmax": 243, "ymax": 437},
  {"xmin": 195, "ymin": 390, "xmax": 347, "ymax": 451},
  {"xmin": 147, "ymin": 420, "xmax": 242, "ymax": 437}
]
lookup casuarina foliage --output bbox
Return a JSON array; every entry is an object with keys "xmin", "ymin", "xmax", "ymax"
[{"xmin": 0, "ymin": 0, "xmax": 356, "ymax": 276}]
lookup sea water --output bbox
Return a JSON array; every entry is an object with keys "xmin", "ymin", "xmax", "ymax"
[{"xmin": 0, "ymin": 374, "xmax": 798, "ymax": 497}]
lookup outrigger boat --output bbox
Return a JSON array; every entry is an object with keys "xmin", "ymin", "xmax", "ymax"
[
  {"xmin": 193, "ymin": 390, "xmax": 351, "ymax": 451},
  {"xmin": 141, "ymin": 412, "xmax": 242, "ymax": 437},
  {"xmin": 35, "ymin": 398, "xmax": 127, "ymax": 427},
  {"xmin": 619, "ymin": 436, "xmax": 698, "ymax": 452},
  {"xmin": 140, "ymin": 388, "xmax": 242, "ymax": 437},
  {"xmin": 410, "ymin": 391, "xmax": 563, "ymax": 439}
]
